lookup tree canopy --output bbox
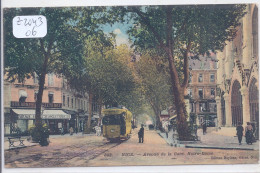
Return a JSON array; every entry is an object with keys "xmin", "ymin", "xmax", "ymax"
[{"xmin": 109, "ymin": 4, "xmax": 246, "ymax": 140}]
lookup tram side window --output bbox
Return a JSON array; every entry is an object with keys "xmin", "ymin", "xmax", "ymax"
[{"xmin": 102, "ymin": 114, "xmax": 125, "ymax": 125}]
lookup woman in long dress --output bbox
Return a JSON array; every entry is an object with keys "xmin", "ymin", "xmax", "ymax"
[{"xmin": 245, "ymin": 122, "xmax": 253, "ymax": 145}]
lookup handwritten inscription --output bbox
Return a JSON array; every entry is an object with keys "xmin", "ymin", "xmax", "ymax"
[{"xmin": 13, "ymin": 15, "xmax": 47, "ymax": 38}]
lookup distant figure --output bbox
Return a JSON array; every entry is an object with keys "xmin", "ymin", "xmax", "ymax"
[
  {"xmin": 202, "ymin": 121, "xmax": 207, "ymax": 135},
  {"xmin": 138, "ymin": 124, "xmax": 144, "ymax": 143},
  {"xmin": 236, "ymin": 122, "xmax": 244, "ymax": 145},
  {"xmin": 60, "ymin": 127, "xmax": 64, "ymax": 135},
  {"xmin": 69, "ymin": 127, "xmax": 74, "ymax": 136},
  {"xmin": 75, "ymin": 127, "xmax": 78, "ymax": 134},
  {"xmin": 94, "ymin": 126, "xmax": 101, "ymax": 136},
  {"xmin": 245, "ymin": 122, "xmax": 253, "ymax": 145}
]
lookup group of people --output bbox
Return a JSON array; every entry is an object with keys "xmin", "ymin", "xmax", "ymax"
[{"xmin": 236, "ymin": 122, "xmax": 256, "ymax": 145}]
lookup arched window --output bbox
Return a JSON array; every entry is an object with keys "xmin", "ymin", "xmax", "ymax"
[
  {"xmin": 231, "ymin": 80, "xmax": 243, "ymax": 126},
  {"xmin": 249, "ymin": 78, "xmax": 259, "ymax": 121}
]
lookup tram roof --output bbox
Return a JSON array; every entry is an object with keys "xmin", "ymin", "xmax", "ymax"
[{"xmin": 102, "ymin": 108, "xmax": 130, "ymax": 115}]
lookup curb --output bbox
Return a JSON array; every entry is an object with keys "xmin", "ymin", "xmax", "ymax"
[{"xmin": 185, "ymin": 145, "xmax": 255, "ymax": 150}]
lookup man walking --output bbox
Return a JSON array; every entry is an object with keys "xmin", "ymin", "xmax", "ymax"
[
  {"xmin": 138, "ymin": 124, "xmax": 144, "ymax": 143},
  {"xmin": 202, "ymin": 121, "xmax": 207, "ymax": 135},
  {"xmin": 236, "ymin": 122, "xmax": 243, "ymax": 145}
]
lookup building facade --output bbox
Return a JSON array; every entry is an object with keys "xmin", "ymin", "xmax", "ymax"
[
  {"xmin": 188, "ymin": 56, "xmax": 217, "ymax": 126},
  {"xmin": 215, "ymin": 5, "xmax": 258, "ymax": 130},
  {"xmin": 4, "ymin": 73, "xmax": 100, "ymax": 135}
]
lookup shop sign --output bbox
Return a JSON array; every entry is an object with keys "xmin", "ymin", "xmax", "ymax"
[
  {"xmin": 18, "ymin": 114, "xmax": 35, "ymax": 119},
  {"xmin": 41, "ymin": 114, "xmax": 71, "ymax": 119}
]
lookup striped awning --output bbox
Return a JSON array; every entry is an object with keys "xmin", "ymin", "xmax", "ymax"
[{"xmin": 12, "ymin": 109, "xmax": 71, "ymax": 120}]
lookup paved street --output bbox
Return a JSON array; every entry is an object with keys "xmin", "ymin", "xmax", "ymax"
[{"xmin": 4, "ymin": 128, "xmax": 259, "ymax": 168}]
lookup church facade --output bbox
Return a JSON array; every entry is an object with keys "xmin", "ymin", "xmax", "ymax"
[{"xmin": 215, "ymin": 4, "xmax": 258, "ymax": 129}]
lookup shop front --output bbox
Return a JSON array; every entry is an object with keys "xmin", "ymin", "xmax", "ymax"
[
  {"xmin": 78, "ymin": 112, "xmax": 88, "ymax": 132},
  {"xmin": 11, "ymin": 109, "xmax": 71, "ymax": 134}
]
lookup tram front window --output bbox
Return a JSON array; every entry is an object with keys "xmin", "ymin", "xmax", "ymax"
[{"xmin": 102, "ymin": 114, "xmax": 125, "ymax": 125}]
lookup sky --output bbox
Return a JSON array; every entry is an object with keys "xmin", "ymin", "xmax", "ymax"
[{"xmin": 102, "ymin": 21, "xmax": 133, "ymax": 46}]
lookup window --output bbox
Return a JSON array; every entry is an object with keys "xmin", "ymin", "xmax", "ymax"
[
  {"xmin": 198, "ymin": 89, "xmax": 203, "ymax": 99},
  {"xmin": 71, "ymin": 98, "xmax": 74, "ymax": 108},
  {"xmin": 48, "ymin": 92, "xmax": 54, "ymax": 103},
  {"xmin": 188, "ymin": 88, "xmax": 192, "ymax": 98},
  {"xmin": 67, "ymin": 97, "xmax": 70, "ymax": 107},
  {"xmin": 84, "ymin": 101, "xmax": 86, "ymax": 110},
  {"xmin": 210, "ymin": 73, "xmax": 215, "ymax": 82},
  {"xmin": 81, "ymin": 100, "xmax": 83, "ymax": 110},
  {"xmin": 189, "ymin": 74, "xmax": 192, "ymax": 83},
  {"xmin": 199, "ymin": 102, "xmax": 206, "ymax": 112},
  {"xmin": 48, "ymin": 73, "xmax": 54, "ymax": 86},
  {"xmin": 63, "ymin": 95, "xmax": 65, "ymax": 106},
  {"xmin": 209, "ymin": 102, "xmax": 217, "ymax": 112},
  {"xmin": 189, "ymin": 103, "xmax": 194, "ymax": 112},
  {"xmin": 211, "ymin": 88, "xmax": 215, "ymax": 97},
  {"xmin": 34, "ymin": 90, "xmax": 38, "ymax": 101},
  {"xmin": 198, "ymin": 74, "xmax": 203, "ymax": 83},
  {"xmin": 62, "ymin": 79, "xmax": 65, "ymax": 88},
  {"xmin": 33, "ymin": 72, "xmax": 39, "ymax": 84}
]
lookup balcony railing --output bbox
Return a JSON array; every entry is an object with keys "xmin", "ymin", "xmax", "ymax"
[{"xmin": 11, "ymin": 101, "xmax": 62, "ymax": 108}]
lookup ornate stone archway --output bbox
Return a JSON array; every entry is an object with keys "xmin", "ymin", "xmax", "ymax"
[{"xmin": 231, "ymin": 80, "xmax": 243, "ymax": 126}]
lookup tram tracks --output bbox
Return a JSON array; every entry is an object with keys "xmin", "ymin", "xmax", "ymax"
[{"xmin": 5, "ymin": 138, "xmax": 124, "ymax": 168}]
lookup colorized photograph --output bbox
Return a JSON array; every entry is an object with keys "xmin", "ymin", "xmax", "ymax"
[{"xmin": 2, "ymin": 4, "xmax": 259, "ymax": 169}]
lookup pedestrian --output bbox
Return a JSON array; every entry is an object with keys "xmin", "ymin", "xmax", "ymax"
[
  {"xmin": 138, "ymin": 124, "xmax": 144, "ymax": 143},
  {"xmin": 60, "ymin": 127, "xmax": 64, "ymax": 135},
  {"xmin": 236, "ymin": 122, "xmax": 243, "ymax": 145},
  {"xmin": 245, "ymin": 122, "xmax": 253, "ymax": 145},
  {"xmin": 75, "ymin": 127, "xmax": 78, "ymax": 134},
  {"xmin": 94, "ymin": 125, "xmax": 101, "ymax": 136},
  {"xmin": 69, "ymin": 127, "xmax": 74, "ymax": 136},
  {"xmin": 202, "ymin": 121, "xmax": 207, "ymax": 135},
  {"xmin": 165, "ymin": 122, "xmax": 169, "ymax": 138}
]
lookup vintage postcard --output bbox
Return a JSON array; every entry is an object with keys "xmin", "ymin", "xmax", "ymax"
[{"xmin": 1, "ymin": 0, "xmax": 259, "ymax": 173}]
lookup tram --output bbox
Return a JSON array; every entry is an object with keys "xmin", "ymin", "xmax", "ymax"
[{"xmin": 102, "ymin": 107, "xmax": 132, "ymax": 141}]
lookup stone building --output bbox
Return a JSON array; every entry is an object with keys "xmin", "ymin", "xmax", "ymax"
[
  {"xmin": 187, "ymin": 55, "xmax": 217, "ymax": 126},
  {"xmin": 215, "ymin": 4, "xmax": 258, "ymax": 130},
  {"xmin": 4, "ymin": 74, "xmax": 100, "ymax": 135}
]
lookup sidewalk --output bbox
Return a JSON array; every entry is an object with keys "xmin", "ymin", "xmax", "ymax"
[{"xmin": 158, "ymin": 128, "xmax": 259, "ymax": 150}]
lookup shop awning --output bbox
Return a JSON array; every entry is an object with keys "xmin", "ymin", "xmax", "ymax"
[
  {"xmin": 169, "ymin": 115, "xmax": 177, "ymax": 120},
  {"xmin": 12, "ymin": 109, "xmax": 71, "ymax": 120}
]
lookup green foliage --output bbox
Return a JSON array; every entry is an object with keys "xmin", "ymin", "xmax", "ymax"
[
  {"xmin": 4, "ymin": 7, "xmax": 101, "ymax": 81},
  {"xmin": 135, "ymin": 54, "xmax": 173, "ymax": 116},
  {"xmin": 83, "ymin": 34, "xmax": 142, "ymax": 110}
]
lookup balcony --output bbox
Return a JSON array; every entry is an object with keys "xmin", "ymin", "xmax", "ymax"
[{"xmin": 11, "ymin": 101, "xmax": 62, "ymax": 108}]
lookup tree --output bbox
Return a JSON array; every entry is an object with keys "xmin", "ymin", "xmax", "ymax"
[
  {"xmin": 4, "ymin": 7, "xmax": 102, "ymax": 137},
  {"xmin": 75, "ymin": 33, "xmax": 142, "ymax": 132},
  {"xmin": 135, "ymin": 54, "xmax": 172, "ymax": 129},
  {"xmin": 110, "ymin": 5, "xmax": 246, "ymax": 140}
]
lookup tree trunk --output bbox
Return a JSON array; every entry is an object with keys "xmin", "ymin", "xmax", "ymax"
[
  {"xmin": 167, "ymin": 53, "xmax": 191, "ymax": 141},
  {"xmin": 35, "ymin": 54, "xmax": 49, "ymax": 128},
  {"xmin": 155, "ymin": 112, "xmax": 162, "ymax": 130},
  {"xmin": 97, "ymin": 98, "xmax": 102, "ymax": 126},
  {"xmin": 149, "ymin": 101, "xmax": 162, "ymax": 130},
  {"xmin": 85, "ymin": 93, "xmax": 93, "ymax": 133}
]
